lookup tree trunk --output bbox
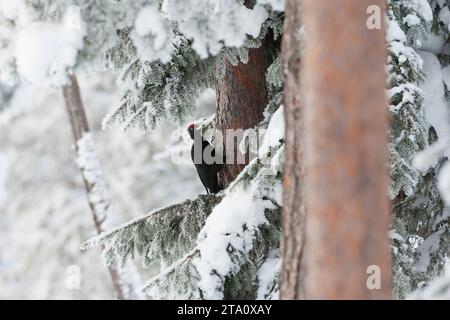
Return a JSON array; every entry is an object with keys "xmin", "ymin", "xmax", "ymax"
[
  {"xmin": 279, "ymin": 0, "xmax": 306, "ymax": 300},
  {"xmin": 281, "ymin": 0, "xmax": 392, "ymax": 299},
  {"xmin": 62, "ymin": 73, "xmax": 139, "ymax": 300},
  {"xmin": 215, "ymin": 45, "xmax": 268, "ymax": 188}
]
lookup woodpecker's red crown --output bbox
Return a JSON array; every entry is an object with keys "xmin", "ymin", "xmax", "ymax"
[{"xmin": 188, "ymin": 123, "xmax": 197, "ymax": 129}]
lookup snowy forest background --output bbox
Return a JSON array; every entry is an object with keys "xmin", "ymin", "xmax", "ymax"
[{"xmin": 1, "ymin": 0, "xmax": 450, "ymax": 300}]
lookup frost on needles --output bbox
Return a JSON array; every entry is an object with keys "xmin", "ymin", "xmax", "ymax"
[
  {"xmin": 79, "ymin": 0, "xmax": 450, "ymax": 300},
  {"xmin": 77, "ymin": 0, "xmax": 285, "ymax": 300},
  {"xmin": 102, "ymin": 1, "xmax": 283, "ymax": 131},
  {"xmin": 5, "ymin": 0, "xmax": 450, "ymax": 300},
  {"xmin": 387, "ymin": 0, "xmax": 450, "ymax": 299},
  {"xmin": 82, "ymin": 103, "xmax": 284, "ymax": 299}
]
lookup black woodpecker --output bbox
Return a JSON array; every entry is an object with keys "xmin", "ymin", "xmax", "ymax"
[{"xmin": 188, "ymin": 123, "xmax": 223, "ymax": 194}]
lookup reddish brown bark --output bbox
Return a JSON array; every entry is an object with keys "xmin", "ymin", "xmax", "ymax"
[
  {"xmin": 215, "ymin": 45, "xmax": 268, "ymax": 187},
  {"xmin": 281, "ymin": 0, "xmax": 391, "ymax": 299},
  {"xmin": 213, "ymin": 0, "xmax": 269, "ymax": 189}
]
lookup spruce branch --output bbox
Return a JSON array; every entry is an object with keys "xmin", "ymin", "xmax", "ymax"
[{"xmin": 81, "ymin": 194, "xmax": 223, "ymax": 268}]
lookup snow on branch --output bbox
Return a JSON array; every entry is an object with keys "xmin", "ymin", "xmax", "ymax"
[
  {"xmin": 141, "ymin": 249, "xmax": 201, "ymax": 299},
  {"xmin": 81, "ymin": 194, "xmax": 223, "ymax": 268},
  {"xmin": 138, "ymin": 179, "xmax": 282, "ymax": 300},
  {"xmin": 83, "ymin": 103, "xmax": 284, "ymax": 299},
  {"xmin": 13, "ymin": 10, "xmax": 85, "ymax": 86},
  {"xmin": 76, "ymin": 133, "xmax": 111, "ymax": 227},
  {"xmin": 193, "ymin": 181, "xmax": 281, "ymax": 299},
  {"xmin": 139, "ymin": 144, "xmax": 283, "ymax": 299},
  {"xmin": 161, "ymin": 0, "xmax": 268, "ymax": 58},
  {"xmin": 410, "ymin": 265, "xmax": 450, "ymax": 299}
]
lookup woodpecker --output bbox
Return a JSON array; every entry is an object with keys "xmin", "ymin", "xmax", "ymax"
[{"xmin": 188, "ymin": 123, "xmax": 223, "ymax": 194}]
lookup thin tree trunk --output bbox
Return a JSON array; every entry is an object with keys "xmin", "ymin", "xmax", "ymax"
[
  {"xmin": 281, "ymin": 0, "xmax": 391, "ymax": 299},
  {"xmin": 215, "ymin": 44, "xmax": 268, "ymax": 187},
  {"xmin": 62, "ymin": 73, "xmax": 138, "ymax": 300}
]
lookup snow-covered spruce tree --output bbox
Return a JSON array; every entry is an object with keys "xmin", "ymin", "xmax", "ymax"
[
  {"xmin": 387, "ymin": 0, "xmax": 450, "ymax": 299},
  {"xmin": 82, "ymin": 1, "xmax": 285, "ymax": 299}
]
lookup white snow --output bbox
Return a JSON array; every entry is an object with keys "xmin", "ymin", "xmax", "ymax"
[
  {"xmin": 386, "ymin": 18, "xmax": 407, "ymax": 43},
  {"xmin": 0, "ymin": 0, "xmax": 24, "ymax": 20},
  {"xmin": 259, "ymin": 106, "xmax": 284, "ymax": 156},
  {"xmin": 439, "ymin": 6, "xmax": 450, "ymax": 32},
  {"xmin": 411, "ymin": 54, "xmax": 450, "ymax": 176},
  {"xmin": 389, "ymin": 229, "xmax": 405, "ymax": 242},
  {"xmin": 442, "ymin": 65, "xmax": 450, "ymax": 90},
  {"xmin": 409, "ymin": 0, "xmax": 433, "ymax": 22},
  {"xmin": 257, "ymin": 0, "xmax": 284, "ymax": 12},
  {"xmin": 413, "ymin": 52, "xmax": 450, "ymax": 204},
  {"xmin": 14, "ymin": 17, "xmax": 85, "ymax": 86},
  {"xmin": 0, "ymin": 152, "xmax": 8, "ymax": 205},
  {"xmin": 403, "ymin": 14, "xmax": 421, "ymax": 27},
  {"xmin": 387, "ymin": 83, "xmax": 422, "ymax": 113},
  {"xmin": 415, "ymin": 229, "xmax": 445, "ymax": 273},
  {"xmin": 237, "ymin": 4, "xmax": 268, "ymax": 40},
  {"xmin": 438, "ymin": 162, "xmax": 450, "ymax": 204},
  {"xmin": 162, "ymin": 0, "xmax": 268, "ymax": 58},
  {"xmin": 193, "ymin": 181, "xmax": 274, "ymax": 299},
  {"xmin": 411, "ymin": 263, "xmax": 450, "ymax": 299},
  {"xmin": 413, "ymin": 139, "xmax": 449, "ymax": 172},
  {"xmin": 420, "ymin": 33, "xmax": 446, "ymax": 54},
  {"xmin": 132, "ymin": 6, "xmax": 173, "ymax": 64},
  {"xmin": 256, "ymin": 249, "xmax": 280, "ymax": 299},
  {"xmin": 393, "ymin": 1, "xmax": 443, "ymax": 53},
  {"xmin": 76, "ymin": 133, "xmax": 110, "ymax": 227},
  {"xmin": 418, "ymin": 51, "xmax": 450, "ymax": 144}
]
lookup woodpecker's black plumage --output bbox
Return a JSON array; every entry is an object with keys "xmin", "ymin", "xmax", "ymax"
[{"xmin": 188, "ymin": 124, "xmax": 223, "ymax": 194}]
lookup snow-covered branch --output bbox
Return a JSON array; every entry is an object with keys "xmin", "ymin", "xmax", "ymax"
[{"xmin": 81, "ymin": 194, "xmax": 223, "ymax": 268}]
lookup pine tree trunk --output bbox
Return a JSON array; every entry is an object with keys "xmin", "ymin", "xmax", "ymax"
[
  {"xmin": 281, "ymin": 0, "xmax": 392, "ymax": 299},
  {"xmin": 214, "ymin": 44, "xmax": 268, "ymax": 187},
  {"xmin": 279, "ymin": 0, "xmax": 306, "ymax": 300},
  {"xmin": 62, "ymin": 73, "xmax": 137, "ymax": 300}
]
